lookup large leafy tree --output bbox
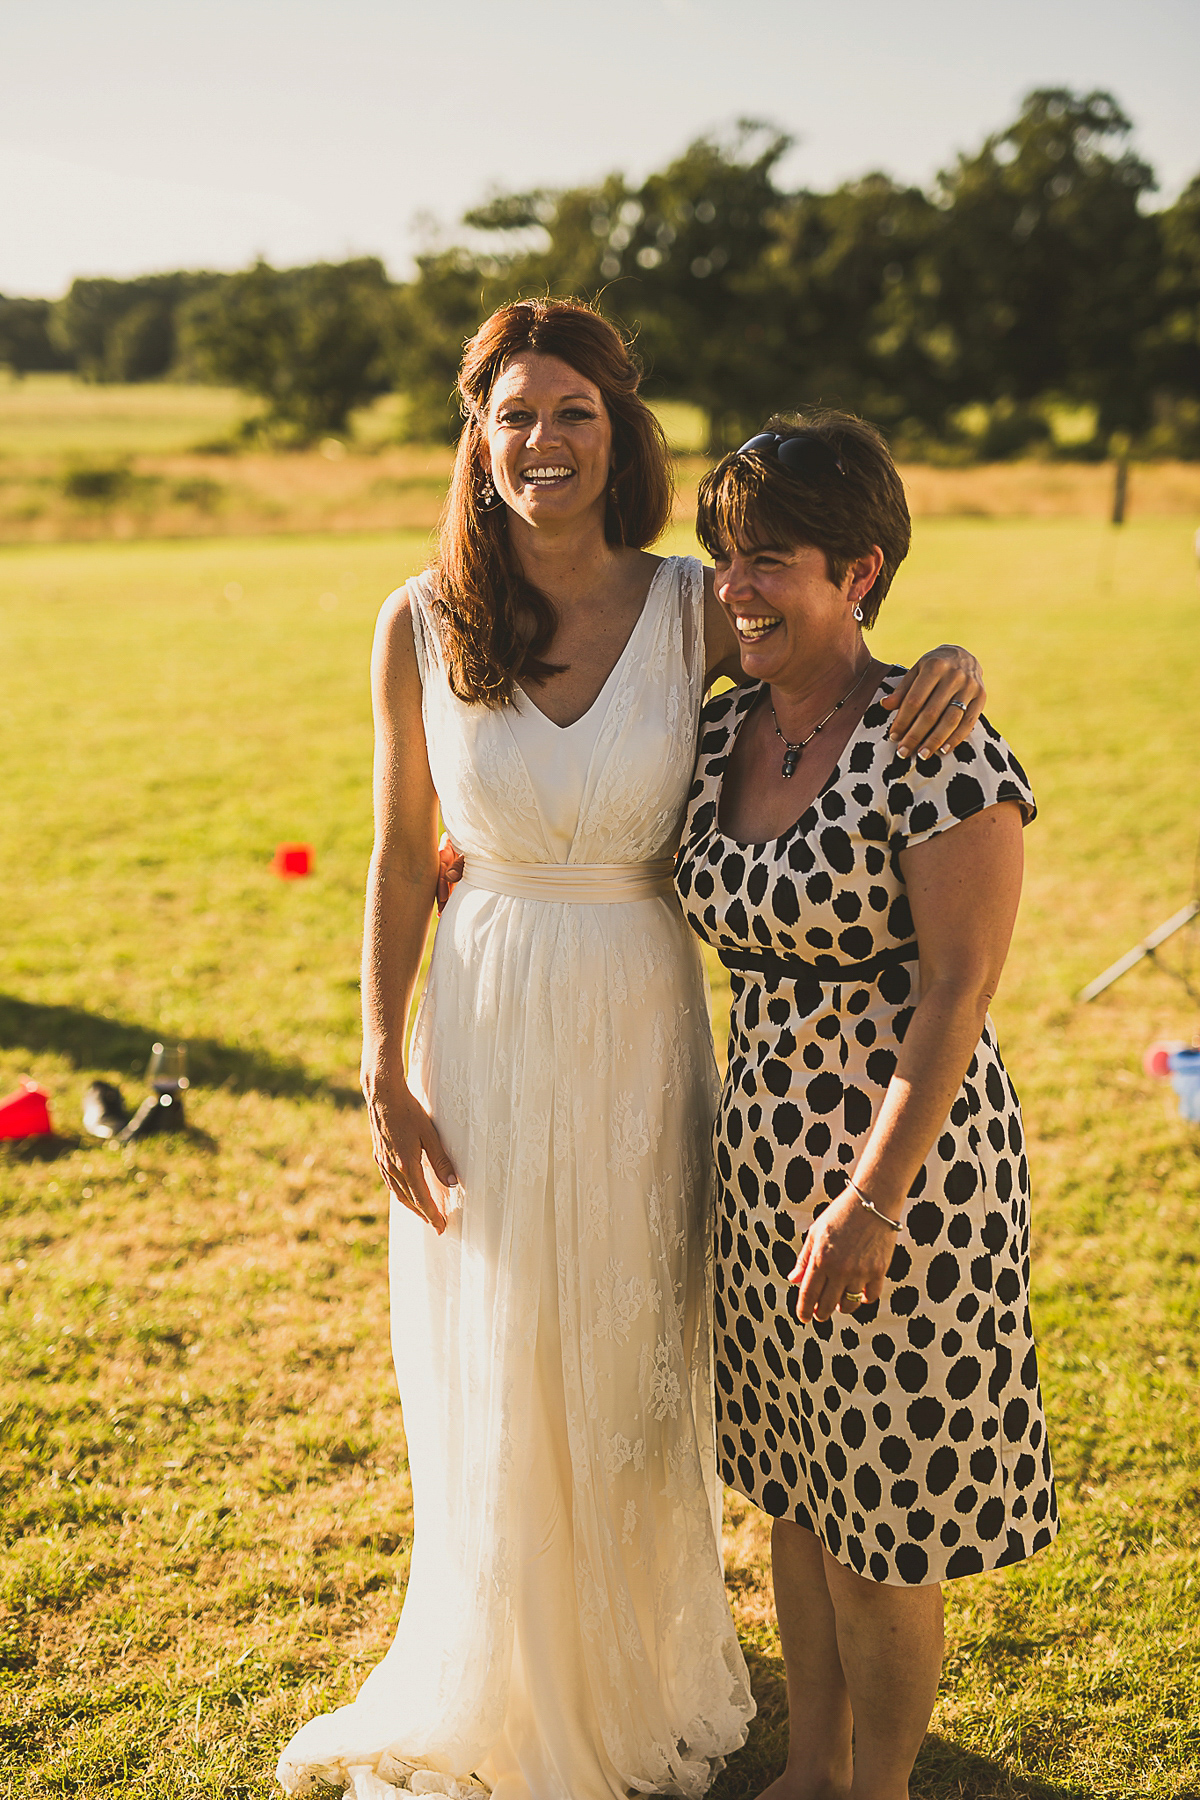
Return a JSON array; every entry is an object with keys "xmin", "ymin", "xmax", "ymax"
[
  {"xmin": 391, "ymin": 249, "xmax": 511, "ymax": 442},
  {"xmin": 451, "ymin": 125, "xmax": 798, "ymax": 449},
  {"xmin": 601, "ymin": 124, "xmax": 797, "ymax": 447},
  {"xmin": 1141, "ymin": 176, "xmax": 1200, "ymax": 452},
  {"xmin": 179, "ymin": 258, "xmax": 396, "ymax": 441},
  {"xmin": 51, "ymin": 273, "xmax": 220, "ymax": 381},
  {"xmin": 769, "ymin": 175, "xmax": 944, "ymax": 434},
  {"xmin": 0, "ymin": 296, "xmax": 71, "ymax": 373},
  {"xmin": 408, "ymin": 95, "xmax": 1188, "ymax": 455},
  {"xmin": 928, "ymin": 89, "xmax": 1162, "ymax": 442}
]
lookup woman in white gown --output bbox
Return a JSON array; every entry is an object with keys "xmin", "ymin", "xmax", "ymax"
[{"xmin": 277, "ymin": 301, "xmax": 984, "ymax": 1800}]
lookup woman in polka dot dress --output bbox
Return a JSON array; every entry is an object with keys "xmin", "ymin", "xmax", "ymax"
[{"xmin": 675, "ymin": 414, "xmax": 1057, "ymax": 1800}]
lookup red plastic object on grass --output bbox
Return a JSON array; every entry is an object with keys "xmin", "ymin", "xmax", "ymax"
[
  {"xmin": 0, "ymin": 1081, "xmax": 53, "ymax": 1139},
  {"xmin": 1143, "ymin": 1040, "xmax": 1186, "ymax": 1079},
  {"xmin": 272, "ymin": 843, "xmax": 314, "ymax": 878}
]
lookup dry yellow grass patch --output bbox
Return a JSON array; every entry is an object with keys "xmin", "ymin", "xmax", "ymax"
[
  {"xmin": 671, "ymin": 455, "xmax": 1200, "ymax": 525},
  {"xmin": 899, "ymin": 458, "xmax": 1200, "ymax": 519},
  {"xmin": 0, "ymin": 445, "xmax": 457, "ymax": 546}
]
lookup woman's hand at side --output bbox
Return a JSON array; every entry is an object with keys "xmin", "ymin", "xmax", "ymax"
[
  {"xmin": 436, "ymin": 833, "xmax": 465, "ymax": 913},
  {"xmin": 789, "ymin": 1192, "xmax": 896, "ymax": 1322},
  {"xmin": 798, "ymin": 801, "xmax": 1025, "ymax": 1310},
  {"xmin": 363, "ymin": 1059, "xmax": 457, "ymax": 1234}
]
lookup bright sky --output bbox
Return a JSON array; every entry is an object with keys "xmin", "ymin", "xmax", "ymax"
[{"xmin": 2, "ymin": 0, "xmax": 1197, "ymax": 298}]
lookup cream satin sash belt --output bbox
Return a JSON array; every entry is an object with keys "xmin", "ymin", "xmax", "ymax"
[{"xmin": 460, "ymin": 855, "xmax": 675, "ymax": 904}]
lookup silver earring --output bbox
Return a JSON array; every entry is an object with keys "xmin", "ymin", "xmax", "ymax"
[
  {"xmin": 480, "ymin": 471, "xmax": 499, "ymax": 508},
  {"xmin": 853, "ymin": 600, "xmax": 865, "ymax": 622}
]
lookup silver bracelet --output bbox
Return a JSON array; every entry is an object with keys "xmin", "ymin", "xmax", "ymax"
[{"xmin": 844, "ymin": 1174, "xmax": 902, "ymax": 1233}]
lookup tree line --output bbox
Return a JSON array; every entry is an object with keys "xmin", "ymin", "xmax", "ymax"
[{"xmin": 3, "ymin": 89, "xmax": 1198, "ymax": 459}]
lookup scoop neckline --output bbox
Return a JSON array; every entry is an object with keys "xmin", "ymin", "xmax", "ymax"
[{"xmin": 710, "ymin": 666, "xmax": 902, "ymax": 852}]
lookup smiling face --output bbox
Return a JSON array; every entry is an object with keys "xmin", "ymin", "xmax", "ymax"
[
  {"xmin": 714, "ymin": 538, "xmax": 880, "ymax": 688},
  {"xmin": 483, "ymin": 352, "xmax": 613, "ymax": 530}
]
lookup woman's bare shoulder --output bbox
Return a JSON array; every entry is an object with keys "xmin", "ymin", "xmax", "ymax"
[
  {"xmin": 376, "ymin": 573, "xmax": 436, "ymax": 650},
  {"xmin": 378, "ymin": 573, "xmax": 429, "ymax": 626},
  {"xmin": 372, "ymin": 579, "xmax": 431, "ymax": 692}
]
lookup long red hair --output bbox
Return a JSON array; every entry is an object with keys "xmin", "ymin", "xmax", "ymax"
[{"xmin": 433, "ymin": 299, "xmax": 673, "ymax": 706}]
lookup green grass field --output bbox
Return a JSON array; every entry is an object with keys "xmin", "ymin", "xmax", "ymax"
[
  {"xmin": 2, "ymin": 516, "xmax": 1200, "ymax": 1798},
  {"xmin": 0, "ymin": 376, "xmax": 252, "ymax": 459},
  {"xmin": 0, "ymin": 376, "xmax": 707, "ymax": 462},
  {"xmin": 0, "ymin": 375, "xmax": 429, "ymax": 460}
]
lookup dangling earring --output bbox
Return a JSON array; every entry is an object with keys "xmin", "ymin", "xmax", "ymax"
[
  {"xmin": 479, "ymin": 470, "xmax": 500, "ymax": 509},
  {"xmin": 852, "ymin": 596, "xmax": 865, "ymax": 622},
  {"xmin": 608, "ymin": 477, "xmax": 625, "ymax": 546}
]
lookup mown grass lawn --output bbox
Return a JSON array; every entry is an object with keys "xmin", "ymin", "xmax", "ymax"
[{"xmin": 1, "ymin": 516, "xmax": 1199, "ymax": 1799}]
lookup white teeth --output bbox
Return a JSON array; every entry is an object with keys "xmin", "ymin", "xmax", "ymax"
[
  {"xmin": 523, "ymin": 466, "xmax": 573, "ymax": 480},
  {"xmin": 735, "ymin": 615, "xmax": 781, "ymax": 638}
]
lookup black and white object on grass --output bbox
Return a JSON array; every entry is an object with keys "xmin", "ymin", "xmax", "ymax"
[
  {"xmin": 82, "ymin": 1081, "xmax": 131, "ymax": 1139},
  {"xmin": 117, "ymin": 1090, "xmax": 186, "ymax": 1142}
]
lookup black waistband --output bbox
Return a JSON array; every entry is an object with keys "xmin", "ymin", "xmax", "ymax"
[{"xmin": 717, "ymin": 940, "xmax": 920, "ymax": 984}]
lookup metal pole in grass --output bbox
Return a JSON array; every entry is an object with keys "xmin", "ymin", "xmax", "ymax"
[
  {"xmin": 1110, "ymin": 434, "xmax": 1130, "ymax": 526},
  {"xmin": 1079, "ymin": 900, "xmax": 1200, "ymax": 1002}
]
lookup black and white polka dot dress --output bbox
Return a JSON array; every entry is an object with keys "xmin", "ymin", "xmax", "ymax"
[{"xmin": 674, "ymin": 671, "xmax": 1058, "ymax": 1586}]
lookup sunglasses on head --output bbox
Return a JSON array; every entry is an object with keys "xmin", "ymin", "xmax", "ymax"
[{"xmin": 735, "ymin": 430, "xmax": 846, "ymax": 480}]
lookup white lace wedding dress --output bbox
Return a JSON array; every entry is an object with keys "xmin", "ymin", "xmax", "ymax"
[{"xmin": 277, "ymin": 556, "xmax": 754, "ymax": 1800}]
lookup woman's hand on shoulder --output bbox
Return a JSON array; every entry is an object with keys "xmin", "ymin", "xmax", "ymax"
[
  {"xmin": 789, "ymin": 1191, "xmax": 897, "ymax": 1322},
  {"xmin": 881, "ymin": 645, "xmax": 986, "ymax": 758},
  {"xmin": 362, "ymin": 1057, "xmax": 458, "ymax": 1234}
]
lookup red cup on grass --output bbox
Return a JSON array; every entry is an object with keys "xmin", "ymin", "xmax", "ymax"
[
  {"xmin": 0, "ymin": 1080, "xmax": 53, "ymax": 1139},
  {"xmin": 1143, "ymin": 1040, "xmax": 1186, "ymax": 1079},
  {"xmin": 272, "ymin": 843, "xmax": 314, "ymax": 878}
]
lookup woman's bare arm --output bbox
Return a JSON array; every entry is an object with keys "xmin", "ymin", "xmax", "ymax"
[
  {"xmin": 700, "ymin": 564, "xmax": 988, "ymax": 756},
  {"xmin": 790, "ymin": 801, "xmax": 1025, "ymax": 1321},
  {"xmin": 361, "ymin": 586, "xmax": 457, "ymax": 1233}
]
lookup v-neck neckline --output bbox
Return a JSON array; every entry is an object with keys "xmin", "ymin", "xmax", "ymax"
[{"xmin": 515, "ymin": 557, "xmax": 667, "ymax": 732}]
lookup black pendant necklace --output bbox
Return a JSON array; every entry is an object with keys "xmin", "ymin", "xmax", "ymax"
[{"xmin": 771, "ymin": 663, "xmax": 873, "ymax": 778}]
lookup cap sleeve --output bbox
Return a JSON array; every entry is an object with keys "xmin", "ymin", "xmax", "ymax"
[
  {"xmin": 401, "ymin": 570, "xmax": 440, "ymax": 688},
  {"xmin": 885, "ymin": 715, "xmax": 1036, "ymax": 851}
]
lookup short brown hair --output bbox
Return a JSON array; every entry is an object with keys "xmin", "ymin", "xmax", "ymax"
[
  {"xmin": 695, "ymin": 409, "xmax": 911, "ymax": 626},
  {"xmin": 434, "ymin": 299, "xmax": 673, "ymax": 706}
]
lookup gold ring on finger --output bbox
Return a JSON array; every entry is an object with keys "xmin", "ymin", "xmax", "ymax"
[{"xmin": 841, "ymin": 1289, "xmax": 867, "ymax": 1309}]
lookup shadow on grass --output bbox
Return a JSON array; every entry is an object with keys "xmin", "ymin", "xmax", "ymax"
[
  {"xmin": 916, "ymin": 1736, "xmax": 1089, "ymax": 1799},
  {"xmin": 0, "ymin": 994, "xmax": 361, "ymax": 1109},
  {"xmin": 711, "ymin": 1649, "xmax": 1087, "ymax": 1800},
  {"xmin": 0, "ymin": 1132, "xmax": 83, "ymax": 1165},
  {"xmin": 0, "ymin": 1124, "xmax": 221, "ymax": 1166}
]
